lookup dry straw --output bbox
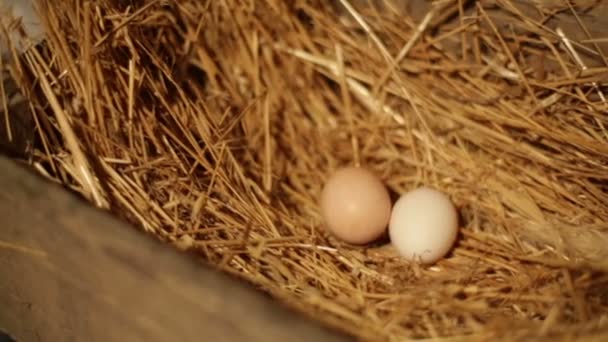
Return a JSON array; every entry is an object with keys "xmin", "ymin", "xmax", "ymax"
[{"xmin": 2, "ymin": 0, "xmax": 608, "ymax": 340}]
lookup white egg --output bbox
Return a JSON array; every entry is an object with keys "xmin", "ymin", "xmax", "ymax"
[{"xmin": 389, "ymin": 187, "xmax": 459, "ymax": 264}]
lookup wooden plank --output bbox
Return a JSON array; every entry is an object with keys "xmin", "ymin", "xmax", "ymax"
[{"xmin": 0, "ymin": 156, "xmax": 352, "ymax": 342}]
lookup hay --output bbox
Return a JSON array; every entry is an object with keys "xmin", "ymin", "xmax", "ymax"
[{"xmin": 2, "ymin": 0, "xmax": 608, "ymax": 340}]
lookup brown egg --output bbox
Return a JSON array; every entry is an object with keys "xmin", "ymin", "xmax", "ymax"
[{"xmin": 319, "ymin": 166, "xmax": 392, "ymax": 245}]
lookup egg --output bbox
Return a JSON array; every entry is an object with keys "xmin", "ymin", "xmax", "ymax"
[
  {"xmin": 320, "ymin": 166, "xmax": 391, "ymax": 245},
  {"xmin": 389, "ymin": 187, "xmax": 459, "ymax": 264}
]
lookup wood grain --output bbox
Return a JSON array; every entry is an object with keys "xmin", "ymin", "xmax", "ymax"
[{"xmin": 0, "ymin": 156, "xmax": 353, "ymax": 342}]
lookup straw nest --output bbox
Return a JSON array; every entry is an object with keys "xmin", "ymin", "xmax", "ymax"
[{"xmin": 2, "ymin": 0, "xmax": 608, "ymax": 340}]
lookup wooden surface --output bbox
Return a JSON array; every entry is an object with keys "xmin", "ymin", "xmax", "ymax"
[{"xmin": 0, "ymin": 156, "xmax": 352, "ymax": 342}]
